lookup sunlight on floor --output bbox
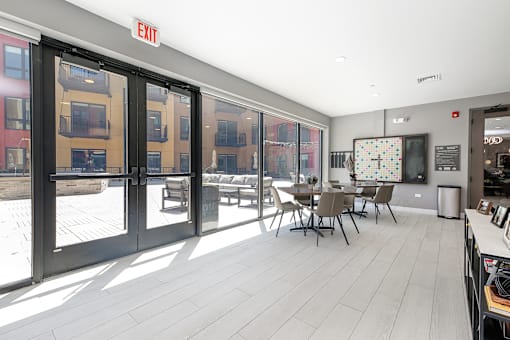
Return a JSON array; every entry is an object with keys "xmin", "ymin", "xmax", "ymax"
[
  {"xmin": 189, "ymin": 220, "xmax": 269, "ymax": 260},
  {"xmin": 0, "ymin": 280, "xmax": 92, "ymax": 328},
  {"xmin": 16, "ymin": 263, "xmax": 114, "ymax": 302},
  {"xmin": 103, "ymin": 251, "xmax": 179, "ymax": 290}
]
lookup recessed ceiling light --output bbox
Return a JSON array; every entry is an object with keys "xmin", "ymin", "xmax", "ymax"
[
  {"xmin": 496, "ymin": 118, "xmax": 502, "ymax": 121},
  {"xmin": 205, "ymin": 125, "xmax": 211, "ymax": 129},
  {"xmin": 372, "ymin": 93, "xmax": 380, "ymax": 97},
  {"xmin": 335, "ymin": 56, "xmax": 347, "ymax": 63},
  {"xmin": 84, "ymin": 79, "xmax": 95, "ymax": 84},
  {"xmin": 246, "ymin": 117, "xmax": 252, "ymax": 120}
]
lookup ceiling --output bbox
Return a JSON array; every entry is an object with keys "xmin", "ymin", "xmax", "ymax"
[{"xmin": 67, "ymin": 0, "xmax": 510, "ymax": 117}]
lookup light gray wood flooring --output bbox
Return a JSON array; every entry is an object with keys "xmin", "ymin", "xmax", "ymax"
[{"xmin": 0, "ymin": 209, "xmax": 469, "ymax": 339}]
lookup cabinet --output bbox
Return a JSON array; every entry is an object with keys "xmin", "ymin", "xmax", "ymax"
[{"xmin": 465, "ymin": 209, "xmax": 510, "ymax": 339}]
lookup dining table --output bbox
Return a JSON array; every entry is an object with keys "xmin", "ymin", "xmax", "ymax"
[{"xmin": 278, "ymin": 186, "xmax": 356, "ymax": 237}]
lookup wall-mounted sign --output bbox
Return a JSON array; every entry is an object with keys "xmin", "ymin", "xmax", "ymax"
[
  {"xmin": 484, "ymin": 136, "xmax": 503, "ymax": 145},
  {"xmin": 435, "ymin": 145, "xmax": 460, "ymax": 171},
  {"xmin": 131, "ymin": 18, "xmax": 160, "ymax": 47}
]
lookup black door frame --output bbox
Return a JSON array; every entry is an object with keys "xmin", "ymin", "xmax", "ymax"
[{"xmin": 37, "ymin": 37, "xmax": 200, "ymax": 277}]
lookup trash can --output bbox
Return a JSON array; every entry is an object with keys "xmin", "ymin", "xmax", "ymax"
[{"xmin": 437, "ymin": 185, "xmax": 461, "ymax": 219}]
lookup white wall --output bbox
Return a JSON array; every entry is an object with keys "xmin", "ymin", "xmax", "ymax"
[{"xmin": 330, "ymin": 91, "xmax": 510, "ymax": 210}]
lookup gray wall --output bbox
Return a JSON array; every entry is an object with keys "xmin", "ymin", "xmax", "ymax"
[
  {"xmin": 330, "ymin": 91, "xmax": 510, "ymax": 210},
  {"xmin": 0, "ymin": 0, "xmax": 330, "ymax": 127}
]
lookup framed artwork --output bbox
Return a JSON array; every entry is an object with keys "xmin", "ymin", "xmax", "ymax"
[
  {"xmin": 476, "ymin": 199, "xmax": 493, "ymax": 215},
  {"xmin": 503, "ymin": 217, "xmax": 510, "ymax": 249},
  {"xmin": 491, "ymin": 205, "xmax": 509, "ymax": 228},
  {"xmin": 497, "ymin": 153, "xmax": 510, "ymax": 168}
]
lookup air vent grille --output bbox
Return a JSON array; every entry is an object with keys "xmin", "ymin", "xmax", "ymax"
[{"xmin": 417, "ymin": 74, "xmax": 442, "ymax": 84}]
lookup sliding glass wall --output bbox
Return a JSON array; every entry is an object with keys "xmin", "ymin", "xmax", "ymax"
[
  {"xmin": 0, "ymin": 33, "xmax": 32, "ymax": 287},
  {"xmin": 299, "ymin": 125, "xmax": 321, "ymax": 184},
  {"xmin": 201, "ymin": 95, "xmax": 259, "ymax": 232},
  {"xmin": 263, "ymin": 115, "xmax": 298, "ymax": 216}
]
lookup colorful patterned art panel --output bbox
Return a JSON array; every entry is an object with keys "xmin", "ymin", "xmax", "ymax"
[{"xmin": 354, "ymin": 137, "xmax": 403, "ymax": 182}]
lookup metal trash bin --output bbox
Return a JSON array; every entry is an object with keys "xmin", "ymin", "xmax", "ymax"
[{"xmin": 437, "ymin": 185, "xmax": 461, "ymax": 219}]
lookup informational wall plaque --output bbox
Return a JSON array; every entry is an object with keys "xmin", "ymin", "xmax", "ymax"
[{"xmin": 435, "ymin": 145, "xmax": 460, "ymax": 171}]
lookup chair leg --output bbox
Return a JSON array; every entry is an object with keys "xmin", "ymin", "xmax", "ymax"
[
  {"xmin": 292, "ymin": 211, "xmax": 297, "ymax": 227},
  {"xmin": 359, "ymin": 200, "xmax": 367, "ymax": 219},
  {"xmin": 298, "ymin": 210, "xmax": 305, "ymax": 235},
  {"xmin": 316, "ymin": 216, "xmax": 320, "ymax": 247},
  {"xmin": 387, "ymin": 203, "xmax": 397, "ymax": 224},
  {"xmin": 270, "ymin": 209, "xmax": 279, "ymax": 229},
  {"xmin": 336, "ymin": 215, "xmax": 349, "ymax": 245},
  {"xmin": 375, "ymin": 203, "xmax": 378, "ymax": 224},
  {"xmin": 276, "ymin": 211, "xmax": 284, "ymax": 238},
  {"xmin": 349, "ymin": 210, "xmax": 359, "ymax": 233}
]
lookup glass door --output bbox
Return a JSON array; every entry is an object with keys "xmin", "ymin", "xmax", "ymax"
[
  {"xmin": 42, "ymin": 43, "xmax": 196, "ymax": 276},
  {"xmin": 137, "ymin": 78, "xmax": 195, "ymax": 250}
]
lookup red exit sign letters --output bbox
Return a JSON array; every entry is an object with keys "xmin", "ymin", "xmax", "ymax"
[{"xmin": 132, "ymin": 19, "xmax": 160, "ymax": 47}]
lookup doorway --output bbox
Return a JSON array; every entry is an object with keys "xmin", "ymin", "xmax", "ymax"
[
  {"xmin": 41, "ymin": 40, "xmax": 198, "ymax": 276},
  {"xmin": 469, "ymin": 105, "xmax": 510, "ymax": 208}
]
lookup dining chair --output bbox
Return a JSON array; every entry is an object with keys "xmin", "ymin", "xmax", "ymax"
[
  {"xmin": 293, "ymin": 183, "xmax": 313, "ymax": 207},
  {"xmin": 362, "ymin": 185, "xmax": 397, "ymax": 224},
  {"xmin": 343, "ymin": 194, "xmax": 360, "ymax": 233},
  {"xmin": 307, "ymin": 191, "xmax": 349, "ymax": 246},
  {"xmin": 269, "ymin": 187, "xmax": 304, "ymax": 237}
]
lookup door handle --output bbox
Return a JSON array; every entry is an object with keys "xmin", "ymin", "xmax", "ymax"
[
  {"xmin": 139, "ymin": 167, "xmax": 147, "ymax": 186},
  {"xmin": 130, "ymin": 166, "xmax": 138, "ymax": 186}
]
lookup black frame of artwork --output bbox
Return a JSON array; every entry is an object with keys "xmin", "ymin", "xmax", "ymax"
[{"xmin": 353, "ymin": 133, "xmax": 428, "ymax": 184}]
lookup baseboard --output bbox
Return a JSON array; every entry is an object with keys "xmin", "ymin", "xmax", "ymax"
[{"xmin": 391, "ymin": 205, "xmax": 465, "ymax": 219}]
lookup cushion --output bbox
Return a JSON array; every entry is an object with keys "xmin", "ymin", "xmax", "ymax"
[
  {"xmin": 219, "ymin": 175, "xmax": 234, "ymax": 184},
  {"xmin": 203, "ymin": 174, "xmax": 219, "ymax": 183},
  {"xmin": 231, "ymin": 175, "xmax": 246, "ymax": 185},
  {"xmin": 244, "ymin": 175, "xmax": 258, "ymax": 186},
  {"xmin": 263, "ymin": 177, "xmax": 273, "ymax": 188},
  {"xmin": 166, "ymin": 177, "xmax": 187, "ymax": 189}
]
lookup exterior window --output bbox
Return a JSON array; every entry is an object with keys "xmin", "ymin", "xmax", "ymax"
[
  {"xmin": 277, "ymin": 124, "xmax": 287, "ymax": 142},
  {"xmin": 180, "ymin": 116, "xmax": 190, "ymax": 140},
  {"xmin": 216, "ymin": 120, "xmax": 237, "ymax": 146},
  {"xmin": 147, "ymin": 151, "xmax": 161, "ymax": 173},
  {"xmin": 69, "ymin": 65, "xmax": 105, "ymax": 83},
  {"xmin": 180, "ymin": 153, "xmax": 190, "ymax": 172},
  {"xmin": 5, "ymin": 97, "xmax": 30, "ymax": 130},
  {"xmin": 66, "ymin": 102, "xmax": 107, "ymax": 138},
  {"xmin": 71, "ymin": 149, "xmax": 106, "ymax": 172},
  {"xmin": 147, "ymin": 110, "xmax": 162, "ymax": 141},
  {"xmin": 217, "ymin": 154, "xmax": 237, "ymax": 174},
  {"xmin": 4, "ymin": 45, "xmax": 29, "ymax": 79},
  {"xmin": 252, "ymin": 124, "xmax": 258, "ymax": 145},
  {"xmin": 5, "ymin": 147, "xmax": 26, "ymax": 171},
  {"xmin": 300, "ymin": 153, "xmax": 310, "ymax": 170},
  {"xmin": 301, "ymin": 127, "xmax": 311, "ymax": 142}
]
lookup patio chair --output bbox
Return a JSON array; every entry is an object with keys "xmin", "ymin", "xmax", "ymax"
[{"xmin": 269, "ymin": 187, "xmax": 304, "ymax": 237}]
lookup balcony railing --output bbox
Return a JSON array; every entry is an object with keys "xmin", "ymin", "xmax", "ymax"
[
  {"xmin": 147, "ymin": 125, "xmax": 168, "ymax": 142},
  {"xmin": 58, "ymin": 65, "xmax": 110, "ymax": 95},
  {"xmin": 59, "ymin": 115, "xmax": 111, "ymax": 139},
  {"xmin": 147, "ymin": 85, "xmax": 168, "ymax": 103},
  {"xmin": 215, "ymin": 132, "xmax": 247, "ymax": 147}
]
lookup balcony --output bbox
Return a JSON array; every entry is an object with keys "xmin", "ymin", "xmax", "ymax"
[
  {"xmin": 147, "ymin": 125, "xmax": 168, "ymax": 142},
  {"xmin": 59, "ymin": 115, "xmax": 111, "ymax": 139},
  {"xmin": 215, "ymin": 132, "xmax": 247, "ymax": 147},
  {"xmin": 147, "ymin": 85, "xmax": 168, "ymax": 103},
  {"xmin": 58, "ymin": 65, "xmax": 110, "ymax": 95}
]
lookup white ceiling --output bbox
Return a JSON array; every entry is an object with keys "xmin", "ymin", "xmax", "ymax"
[{"xmin": 67, "ymin": 0, "xmax": 510, "ymax": 117}]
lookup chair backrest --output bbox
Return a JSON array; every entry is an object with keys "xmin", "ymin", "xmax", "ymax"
[
  {"xmin": 316, "ymin": 191, "xmax": 344, "ymax": 217},
  {"xmin": 344, "ymin": 194, "xmax": 355, "ymax": 208},
  {"xmin": 269, "ymin": 187, "xmax": 283, "ymax": 209},
  {"xmin": 322, "ymin": 182, "xmax": 332, "ymax": 188},
  {"xmin": 373, "ymin": 185, "xmax": 394, "ymax": 203}
]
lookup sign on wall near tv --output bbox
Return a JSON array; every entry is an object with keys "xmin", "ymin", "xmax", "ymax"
[{"xmin": 354, "ymin": 134, "xmax": 428, "ymax": 184}]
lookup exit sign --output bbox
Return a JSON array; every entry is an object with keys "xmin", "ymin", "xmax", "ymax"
[{"xmin": 131, "ymin": 18, "xmax": 160, "ymax": 47}]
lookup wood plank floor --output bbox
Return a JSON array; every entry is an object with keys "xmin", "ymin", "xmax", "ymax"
[{"xmin": 0, "ymin": 209, "xmax": 469, "ymax": 340}]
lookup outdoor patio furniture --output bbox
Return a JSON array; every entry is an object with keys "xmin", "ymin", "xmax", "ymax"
[
  {"xmin": 202, "ymin": 173, "xmax": 273, "ymax": 206},
  {"xmin": 162, "ymin": 177, "xmax": 189, "ymax": 209},
  {"xmin": 237, "ymin": 177, "xmax": 273, "ymax": 207}
]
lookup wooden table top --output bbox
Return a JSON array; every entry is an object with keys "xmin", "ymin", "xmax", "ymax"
[{"xmin": 278, "ymin": 186, "xmax": 355, "ymax": 198}]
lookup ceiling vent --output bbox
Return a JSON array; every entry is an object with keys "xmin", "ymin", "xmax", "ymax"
[{"xmin": 417, "ymin": 74, "xmax": 442, "ymax": 84}]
